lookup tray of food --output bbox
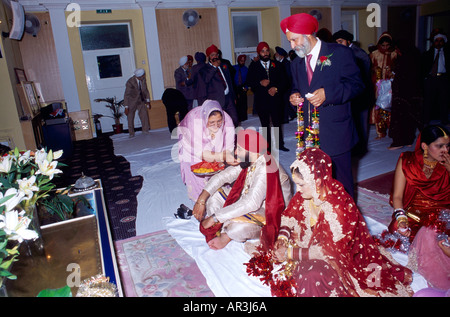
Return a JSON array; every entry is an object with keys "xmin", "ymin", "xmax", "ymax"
[{"xmin": 191, "ymin": 161, "xmax": 225, "ymax": 176}]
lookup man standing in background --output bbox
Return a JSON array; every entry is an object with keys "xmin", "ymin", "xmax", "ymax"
[
  {"xmin": 201, "ymin": 44, "xmax": 239, "ymax": 127},
  {"xmin": 124, "ymin": 68, "xmax": 151, "ymax": 138},
  {"xmin": 247, "ymin": 42, "xmax": 289, "ymax": 153}
]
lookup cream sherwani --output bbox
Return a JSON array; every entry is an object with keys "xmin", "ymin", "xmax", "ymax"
[{"xmin": 203, "ymin": 155, "xmax": 292, "ymax": 242}]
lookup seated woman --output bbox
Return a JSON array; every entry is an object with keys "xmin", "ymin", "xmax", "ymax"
[
  {"xmin": 388, "ymin": 124, "xmax": 450, "ymax": 293},
  {"xmin": 177, "ymin": 100, "xmax": 236, "ymax": 201},
  {"xmin": 389, "ymin": 124, "xmax": 450, "ymax": 239},
  {"xmin": 246, "ymin": 148, "xmax": 413, "ymax": 297}
]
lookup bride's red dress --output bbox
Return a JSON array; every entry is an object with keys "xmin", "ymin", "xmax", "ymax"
[{"xmin": 246, "ymin": 148, "xmax": 413, "ymax": 297}]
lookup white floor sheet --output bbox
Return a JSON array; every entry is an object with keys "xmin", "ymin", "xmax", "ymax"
[{"xmin": 112, "ymin": 115, "xmax": 427, "ymax": 296}]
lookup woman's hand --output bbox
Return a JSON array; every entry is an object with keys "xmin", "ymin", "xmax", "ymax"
[
  {"xmin": 224, "ymin": 151, "xmax": 239, "ymax": 166},
  {"xmin": 397, "ymin": 221, "xmax": 411, "ymax": 237},
  {"xmin": 438, "ymin": 239, "xmax": 450, "ymax": 258},
  {"xmin": 272, "ymin": 239, "xmax": 287, "ymax": 262},
  {"xmin": 440, "ymin": 152, "xmax": 450, "ymax": 172}
]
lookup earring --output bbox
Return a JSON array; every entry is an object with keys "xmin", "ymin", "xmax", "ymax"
[{"xmin": 424, "ymin": 148, "xmax": 428, "ymax": 158}]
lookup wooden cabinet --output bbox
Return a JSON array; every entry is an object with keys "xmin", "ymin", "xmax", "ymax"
[{"xmin": 69, "ymin": 110, "xmax": 92, "ymax": 141}]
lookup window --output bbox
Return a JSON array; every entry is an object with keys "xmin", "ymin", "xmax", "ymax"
[
  {"xmin": 231, "ymin": 12, "xmax": 262, "ymax": 53},
  {"xmin": 97, "ymin": 55, "xmax": 122, "ymax": 79},
  {"xmin": 80, "ymin": 24, "xmax": 131, "ymax": 51}
]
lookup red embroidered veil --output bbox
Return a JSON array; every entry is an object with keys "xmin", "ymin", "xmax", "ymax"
[{"xmin": 247, "ymin": 148, "xmax": 413, "ymax": 297}]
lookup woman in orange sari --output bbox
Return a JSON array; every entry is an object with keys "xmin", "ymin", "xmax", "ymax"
[
  {"xmin": 369, "ymin": 32, "xmax": 399, "ymax": 139},
  {"xmin": 246, "ymin": 148, "xmax": 413, "ymax": 297}
]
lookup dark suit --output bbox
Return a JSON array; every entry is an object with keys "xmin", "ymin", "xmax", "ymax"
[
  {"xmin": 247, "ymin": 59, "xmax": 288, "ymax": 152},
  {"xmin": 174, "ymin": 66, "xmax": 194, "ymax": 110},
  {"xmin": 190, "ymin": 61, "xmax": 207, "ymax": 105},
  {"xmin": 291, "ymin": 41, "xmax": 364, "ymax": 196},
  {"xmin": 349, "ymin": 43, "xmax": 373, "ymax": 155},
  {"xmin": 421, "ymin": 46, "xmax": 450, "ymax": 125},
  {"xmin": 200, "ymin": 63, "xmax": 238, "ymax": 126},
  {"xmin": 161, "ymin": 88, "xmax": 188, "ymax": 133}
]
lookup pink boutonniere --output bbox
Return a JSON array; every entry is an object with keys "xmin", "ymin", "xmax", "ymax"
[
  {"xmin": 222, "ymin": 64, "xmax": 227, "ymax": 70},
  {"xmin": 317, "ymin": 53, "xmax": 333, "ymax": 70},
  {"xmin": 271, "ymin": 62, "xmax": 276, "ymax": 68}
]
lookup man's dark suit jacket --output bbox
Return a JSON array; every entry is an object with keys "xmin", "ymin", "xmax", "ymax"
[
  {"xmin": 246, "ymin": 59, "xmax": 288, "ymax": 113},
  {"xmin": 290, "ymin": 42, "xmax": 364, "ymax": 157},
  {"xmin": 421, "ymin": 46, "xmax": 450, "ymax": 80},
  {"xmin": 200, "ymin": 63, "xmax": 235, "ymax": 107}
]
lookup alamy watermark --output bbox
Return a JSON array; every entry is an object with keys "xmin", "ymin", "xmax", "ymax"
[
  {"xmin": 65, "ymin": 3, "xmax": 382, "ymax": 28},
  {"xmin": 366, "ymin": 3, "xmax": 381, "ymax": 28}
]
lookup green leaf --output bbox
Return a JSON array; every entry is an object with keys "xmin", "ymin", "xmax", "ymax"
[
  {"xmin": 0, "ymin": 268, "xmax": 17, "ymax": 280},
  {"xmin": 37, "ymin": 285, "xmax": 72, "ymax": 297},
  {"xmin": 0, "ymin": 194, "xmax": 15, "ymax": 205}
]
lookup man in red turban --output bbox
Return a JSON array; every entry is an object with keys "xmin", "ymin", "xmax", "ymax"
[
  {"xmin": 247, "ymin": 41, "xmax": 290, "ymax": 152},
  {"xmin": 282, "ymin": 13, "xmax": 364, "ymax": 197},
  {"xmin": 193, "ymin": 129, "xmax": 292, "ymax": 250},
  {"xmin": 200, "ymin": 44, "xmax": 239, "ymax": 126},
  {"xmin": 233, "ymin": 54, "xmax": 249, "ymax": 122}
]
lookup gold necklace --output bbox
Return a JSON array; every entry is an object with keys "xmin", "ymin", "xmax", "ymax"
[{"xmin": 423, "ymin": 157, "xmax": 438, "ymax": 169}]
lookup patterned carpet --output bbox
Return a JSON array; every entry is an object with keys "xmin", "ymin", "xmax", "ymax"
[
  {"xmin": 53, "ymin": 135, "xmax": 142, "ymax": 241},
  {"xmin": 114, "ymin": 230, "xmax": 213, "ymax": 297}
]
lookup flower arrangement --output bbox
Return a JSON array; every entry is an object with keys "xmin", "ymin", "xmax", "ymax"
[{"xmin": 0, "ymin": 147, "xmax": 64, "ymax": 287}]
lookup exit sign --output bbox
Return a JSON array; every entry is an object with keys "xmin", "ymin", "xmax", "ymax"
[{"xmin": 96, "ymin": 9, "xmax": 112, "ymax": 14}]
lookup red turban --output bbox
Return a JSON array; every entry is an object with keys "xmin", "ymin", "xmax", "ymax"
[
  {"xmin": 237, "ymin": 129, "xmax": 268, "ymax": 154},
  {"xmin": 256, "ymin": 41, "xmax": 269, "ymax": 54},
  {"xmin": 205, "ymin": 44, "xmax": 219, "ymax": 57},
  {"xmin": 237, "ymin": 54, "xmax": 246, "ymax": 63},
  {"xmin": 280, "ymin": 13, "xmax": 319, "ymax": 35}
]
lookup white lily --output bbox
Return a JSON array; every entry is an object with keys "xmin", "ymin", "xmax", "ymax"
[
  {"xmin": 17, "ymin": 150, "xmax": 32, "ymax": 165},
  {"xmin": 34, "ymin": 149, "xmax": 48, "ymax": 165},
  {"xmin": 51, "ymin": 150, "xmax": 63, "ymax": 160},
  {"xmin": 35, "ymin": 159, "xmax": 62, "ymax": 180},
  {"xmin": 0, "ymin": 155, "xmax": 13, "ymax": 173},
  {"xmin": 0, "ymin": 188, "xmax": 25, "ymax": 212},
  {"xmin": 17, "ymin": 175, "xmax": 39, "ymax": 200},
  {"xmin": 0, "ymin": 210, "xmax": 38, "ymax": 242}
]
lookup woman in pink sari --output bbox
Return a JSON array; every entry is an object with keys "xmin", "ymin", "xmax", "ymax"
[
  {"xmin": 177, "ymin": 100, "xmax": 236, "ymax": 201},
  {"xmin": 246, "ymin": 148, "xmax": 413, "ymax": 297}
]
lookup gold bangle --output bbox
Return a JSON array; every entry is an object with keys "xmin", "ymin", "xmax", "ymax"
[
  {"xmin": 196, "ymin": 200, "xmax": 206, "ymax": 206},
  {"xmin": 287, "ymin": 245, "xmax": 293, "ymax": 260}
]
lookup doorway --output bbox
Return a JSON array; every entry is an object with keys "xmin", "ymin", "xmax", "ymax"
[{"xmin": 80, "ymin": 23, "xmax": 137, "ymax": 133}]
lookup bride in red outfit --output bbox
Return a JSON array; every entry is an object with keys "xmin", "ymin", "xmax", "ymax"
[{"xmin": 246, "ymin": 148, "xmax": 413, "ymax": 297}]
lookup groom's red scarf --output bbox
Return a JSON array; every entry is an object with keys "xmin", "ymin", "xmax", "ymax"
[{"xmin": 199, "ymin": 130, "xmax": 285, "ymax": 249}]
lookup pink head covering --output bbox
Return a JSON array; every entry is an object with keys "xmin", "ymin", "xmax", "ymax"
[{"xmin": 177, "ymin": 100, "xmax": 235, "ymax": 164}]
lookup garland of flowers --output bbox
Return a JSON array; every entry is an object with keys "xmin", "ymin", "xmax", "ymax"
[
  {"xmin": 296, "ymin": 101, "xmax": 320, "ymax": 159},
  {"xmin": 245, "ymin": 250, "xmax": 298, "ymax": 297}
]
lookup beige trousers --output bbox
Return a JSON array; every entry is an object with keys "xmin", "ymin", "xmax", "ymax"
[{"xmin": 206, "ymin": 186, "xmax": 263, "ymax": 243}]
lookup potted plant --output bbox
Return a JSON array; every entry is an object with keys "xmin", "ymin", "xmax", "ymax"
[{"xmin": 94, "ymin": 97, "xmax": 125, "ymax": 134}]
